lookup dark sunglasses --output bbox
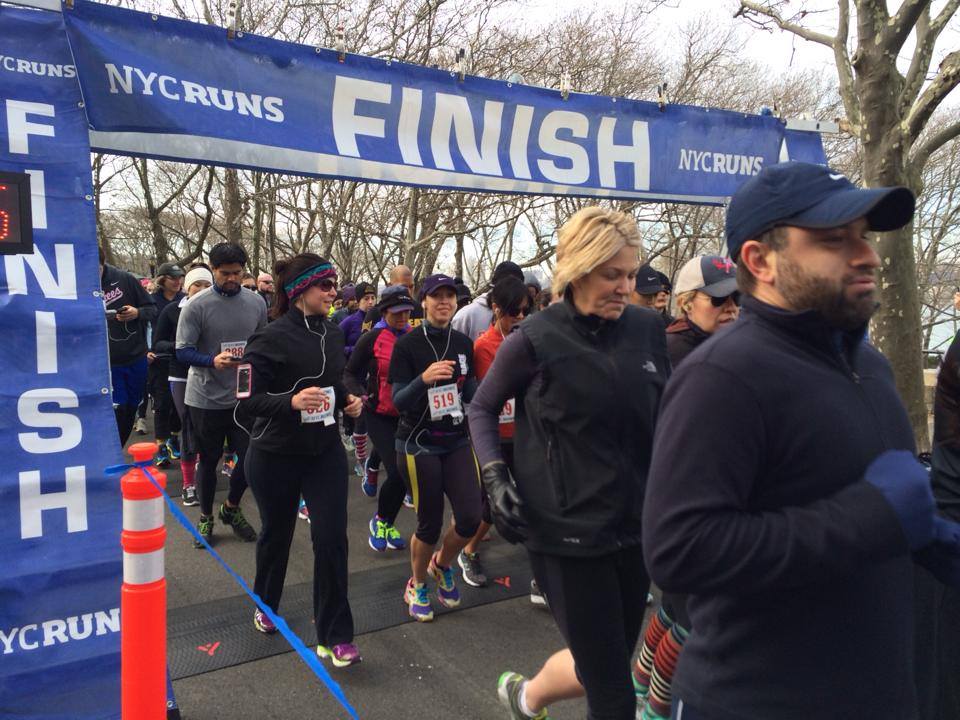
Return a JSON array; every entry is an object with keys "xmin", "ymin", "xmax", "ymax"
[
  {"xmin": 709, "ymin": 291, "xmax": 740, "ymax": 308},
  {"xmin": 316, "ymin": 278, "xmax": 338, "ymax": 292},
  {"xmin": 507, "ymin": 304, "xmax": 530, "ymax": 318}
]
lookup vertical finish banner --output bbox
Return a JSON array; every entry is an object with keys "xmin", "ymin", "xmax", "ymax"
[{"xmin": 0, "ymin": 6, "xmax": 122, "ymax": 719}]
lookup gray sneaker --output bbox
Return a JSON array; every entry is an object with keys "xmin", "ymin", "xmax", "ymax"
[
  {"xmin": 181, "ymin": 484, "xmax": 198, "ymax": 507},
  {"xmin": 458, "ymin": 550, "xmax": 488, "ymax": 587},
  {"xmin": 497, "ymin": 671, "xmax": 549, "ymax": 719}
]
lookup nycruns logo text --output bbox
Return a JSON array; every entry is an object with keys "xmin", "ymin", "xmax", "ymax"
[
  {"xmin": 0, "ymin": 608, "xmax": 119, "ymax": 654},
  {"xmin": 678, "ymin": 149, "xmax": 764, "ymax": 176}
]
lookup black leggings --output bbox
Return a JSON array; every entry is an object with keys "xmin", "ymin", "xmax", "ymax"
[
  {"xmin": 365, "ymin": 411, "xmax": 407, "ymax": 525},
  {"xmin": 397, "ymin": 444, "xmax": 482, "ymax": 545},
  {"xmin": 246, "ymin": 443, "xmax": 354, "ymax": 647},
  {"xmin": 169, "ymin": 381, "xmax": 197, "ymax": 457},
  {"xmin": 152, "ymin": 369, "xmax": 181, "ymax": 440},
  {"xmin": 528, "ymin": 546, "xmax": 650, "ymax": 720},
  {"xmin": 188, "ymin": 406, "xmax": 249, "ymax": 516}
]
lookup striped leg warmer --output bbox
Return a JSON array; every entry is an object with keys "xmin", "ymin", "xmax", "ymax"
[
  {"xmin": 352, "ymin": 433, "xmax": 368, "ymax": 463},
  {"xmin": 634, "ymin": 606, "xmax": 674, "ymax": 698},
  {"xmin": 643, "ymin": 623, "xmax": 689, "ymax": 720}
]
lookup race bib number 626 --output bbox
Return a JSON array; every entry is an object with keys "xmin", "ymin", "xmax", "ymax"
[{"xmin": 300, "ymin": 386, "xmax": 336, "ymax": 426}]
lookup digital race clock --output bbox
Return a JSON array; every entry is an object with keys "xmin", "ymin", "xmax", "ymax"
[{"xmin": 0, "ymin": 171, "xmax": 34, "ymax": 255}]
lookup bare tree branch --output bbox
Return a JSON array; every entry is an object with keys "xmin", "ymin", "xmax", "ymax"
[
  {"xmin": 911, "ymin": 118, "xmax": 960, "ymax": 170},
  {"xmin": 904, "ymin": 50, "xmax": 960, "ymax": 144}
]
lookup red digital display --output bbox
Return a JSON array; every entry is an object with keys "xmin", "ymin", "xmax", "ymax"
[
  {"xmin": 0, "ymin": 183, "xmax": 19, "ymax": 243},
  {"xmin": 0, "ymin": 172, "xmax": 32, "ymax": 255}
]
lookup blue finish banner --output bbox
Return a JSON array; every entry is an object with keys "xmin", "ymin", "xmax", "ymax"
[
  {"xmin": 0, "ymin": 6, "xmax": 123, "ymax": 719},
  {"xmin": 62, "ymin": 0, "xmax": 825, "ymax": 205}
]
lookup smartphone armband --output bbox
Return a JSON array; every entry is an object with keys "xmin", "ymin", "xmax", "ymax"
[{"xmin": 236, "ymin": 363, "xmax": 253, "ymax": 399}]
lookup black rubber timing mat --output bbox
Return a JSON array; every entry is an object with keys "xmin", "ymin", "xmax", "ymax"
[{"xmin": 168, "ymin": 545, "xmax": 534, "ymax": 680}]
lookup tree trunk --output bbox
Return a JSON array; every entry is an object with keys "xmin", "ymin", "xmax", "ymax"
[
  {"xmin": 856, "ymin": 33, "xmax": 930, "ymax": 450},
  {"xmin": 223, "ymin": 168, "xmax": 243, "ymax": 244}
]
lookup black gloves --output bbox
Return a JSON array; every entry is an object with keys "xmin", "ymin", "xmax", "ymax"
[{"xmin": 481, "ymin": 461, "xmax": 528, "ymax": 544}]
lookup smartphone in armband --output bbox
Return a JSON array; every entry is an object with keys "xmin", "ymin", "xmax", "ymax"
[{"xmin": 236, "ymin": 363, "xmax": 252, "ymax": 399}]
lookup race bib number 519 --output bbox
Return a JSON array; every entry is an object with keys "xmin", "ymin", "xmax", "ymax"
[{"xmin": 428, "ymin": 383, "xmax": 462, "ymax": 420}]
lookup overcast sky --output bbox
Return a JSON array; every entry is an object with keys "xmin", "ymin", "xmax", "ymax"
[{"xmin": 514, "ymin": 0, "xmax": 958, "ymax": 102}]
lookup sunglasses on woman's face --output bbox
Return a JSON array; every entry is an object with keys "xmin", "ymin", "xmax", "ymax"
[
  {"xmin": 709, "ymin": 292, "xmax": 740, "ymax": 308},
  {"xmin": 316, "ymin": 278, "xmax": 338, "ymax": 292},
  {"xmin": 507, "ymin": 305, "xmax": 530, "ymax": 318}
]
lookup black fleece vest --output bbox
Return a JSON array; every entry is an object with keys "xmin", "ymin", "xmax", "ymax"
[{"xmin": 514, "ymin": 301, "xmax": 669, "ymax": 556}]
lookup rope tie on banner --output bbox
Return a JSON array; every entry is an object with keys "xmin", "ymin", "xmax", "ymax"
[{"xmin": 105, "ymin": 461, "xmax": 360, "ymax": 720}]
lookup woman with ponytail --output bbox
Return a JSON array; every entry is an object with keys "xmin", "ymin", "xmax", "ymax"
[{"xmin": 238, "ymin": 253, "xmax": 365, "ymax": 667}]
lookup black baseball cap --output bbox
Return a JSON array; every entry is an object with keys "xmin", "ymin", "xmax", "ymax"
[
  {"xmin": 420, "ymin": 273, "xmax": 458, "ymax": 298},
  {"xmin": 655, "ymin": 270, "xmax": 672, "ymax": 293},
  {"xmin": 378, "ymin": 285, "xmax": 415, "ymax": 314},
  {"xmin": 725, "ymin": 161, "xmax": 915, "ymax": 261},
  {"xmin": 635, "ymin": 265, "xmax": 663, "ymax": 294},
  {"xmin": 157, "ymin": 262, "xmax": 185, "ymax": 278},
  {"xmin": 492, "ymin": 261, "xmax": 524, "ymax": 284},
  {"xmin": 355, "ymin": 281, "xmax": 376, "ymax": 299}
]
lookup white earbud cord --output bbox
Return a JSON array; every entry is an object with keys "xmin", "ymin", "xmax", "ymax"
[
  {"xmin": 404, "ymin": 322, "xmax": 453, "ymax": 457},
  {"xmin": 233, "ymin": 311, "xmax": 328, "ymax": 440}
]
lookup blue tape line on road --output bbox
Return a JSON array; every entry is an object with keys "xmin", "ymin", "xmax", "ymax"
[{"xmin": 106, "ymin": 461, "xmax": 361, "ymax": 720}]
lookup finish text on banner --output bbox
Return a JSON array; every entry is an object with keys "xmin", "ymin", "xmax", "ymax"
[
  {"xmin": 0, "ymin": 7, "xmax": 122, "ymax": 719},
  {"xmin": 62, "ymin": 0, "xmax": 824, "ymax": 205}
]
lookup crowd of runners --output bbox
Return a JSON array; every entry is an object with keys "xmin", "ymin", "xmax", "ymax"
[{"xmin": 99, "ymin": 161, "xmax": 960, "ymax": 720}]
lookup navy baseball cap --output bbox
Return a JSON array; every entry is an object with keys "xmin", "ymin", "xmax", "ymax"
[
  {"xmin": 378, "ymin": 285, "xmax": 415, "ymax": 313},
  {"xmin": 420, "ymin": 273, "xmax": 458, "ymax": 298},
  {"xmin": 725, "ymin": 162, "xmax": 915, "ymax": 261}
]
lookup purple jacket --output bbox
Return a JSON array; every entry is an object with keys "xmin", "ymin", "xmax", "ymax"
[{"xmin": 339, "ymin": 309, "xmax": 366, "ymax": 356}]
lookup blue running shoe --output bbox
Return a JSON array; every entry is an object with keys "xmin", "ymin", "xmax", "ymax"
[
  {"xmin": 428, "ymin": 553, "xmax": 461, "ymax": 608},
  {"xmin": 368, "ymin": 516, "xmax": 388, "ymax": 552},
  {"xmin": 154, "ymin": 443, "xmax": 171, "ymax": 468},
  {"xmin": 361, "ymin": 460, "xmax": 378, "ymax": 497},
  {"xmin": 404, "ymin": 578, "xmax": 433, "ymax": 622},
  {"xmin": 166, "ymin": 434, "xmax": 181, "ymax": 460},
  {"xmin": 385, "ymin": 524, "xmax": 406, "ymax": 550}
]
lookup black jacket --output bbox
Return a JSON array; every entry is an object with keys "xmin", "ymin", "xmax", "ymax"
[
  {"xmin": 665, "ymin": 316, "xmax": 710, "ymax": 368},
  {"xmin": 643, "ymin": 296, "xmax": 917, "ymax": 720},
  {"xmin": 153, "ymin": 299, "xmax": 188, "ymax": 379},
  {"xmin": 237, "ymin": 308, "xmax": 349, "ymax": 455},
  {"xmin": 513, "ymin": 301, "xmax": 669, "ymax": 556},
  {"xmin": 388, "ymin": 322, "xmax": 475, "ymax": 452},
  {"xmin": 932, "ymin": 332, "xmax": 960, "ymax": 521},
  {"xmin": 101, "ymin": 264, "xmax": 157, "ymax": 366},
  {"xmin": 151, "ymin": 289, "xmax": 184, "ymax": 324}
]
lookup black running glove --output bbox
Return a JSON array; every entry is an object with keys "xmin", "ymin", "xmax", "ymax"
[{"xmin": 482, "ymin": 461, "xmax": 528, "ymax": 545}]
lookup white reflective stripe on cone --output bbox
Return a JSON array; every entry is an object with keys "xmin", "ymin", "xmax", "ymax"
[
  {"xmin": 123, "ymin": 497, "xmax": 165, "ymax": 531},
  {"xmin": 123, "ymin": 548, "xmax": 164, "ymax": 585}
]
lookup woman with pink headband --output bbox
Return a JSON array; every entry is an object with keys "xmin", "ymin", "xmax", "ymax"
[{"xmin": 238, "ymin": 252, "xmax": 365, "ymax": 668}]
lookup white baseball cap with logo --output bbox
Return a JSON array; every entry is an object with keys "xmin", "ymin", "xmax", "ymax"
[{"xmin": 674, "ymin": 255, "xmax": 739, "ymax": 297}]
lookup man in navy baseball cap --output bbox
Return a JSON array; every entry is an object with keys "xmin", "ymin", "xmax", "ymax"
[
  {"xmin": 727, "ymin": 161, "xmax": 914, "ymax": 332},
  {"xmin": 726, "ymin": 161, "xmax": 914, "ymax": 262},
  {"xmin": 642, "ymin": 160, "xmax": 960, "ymax": 720}
]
